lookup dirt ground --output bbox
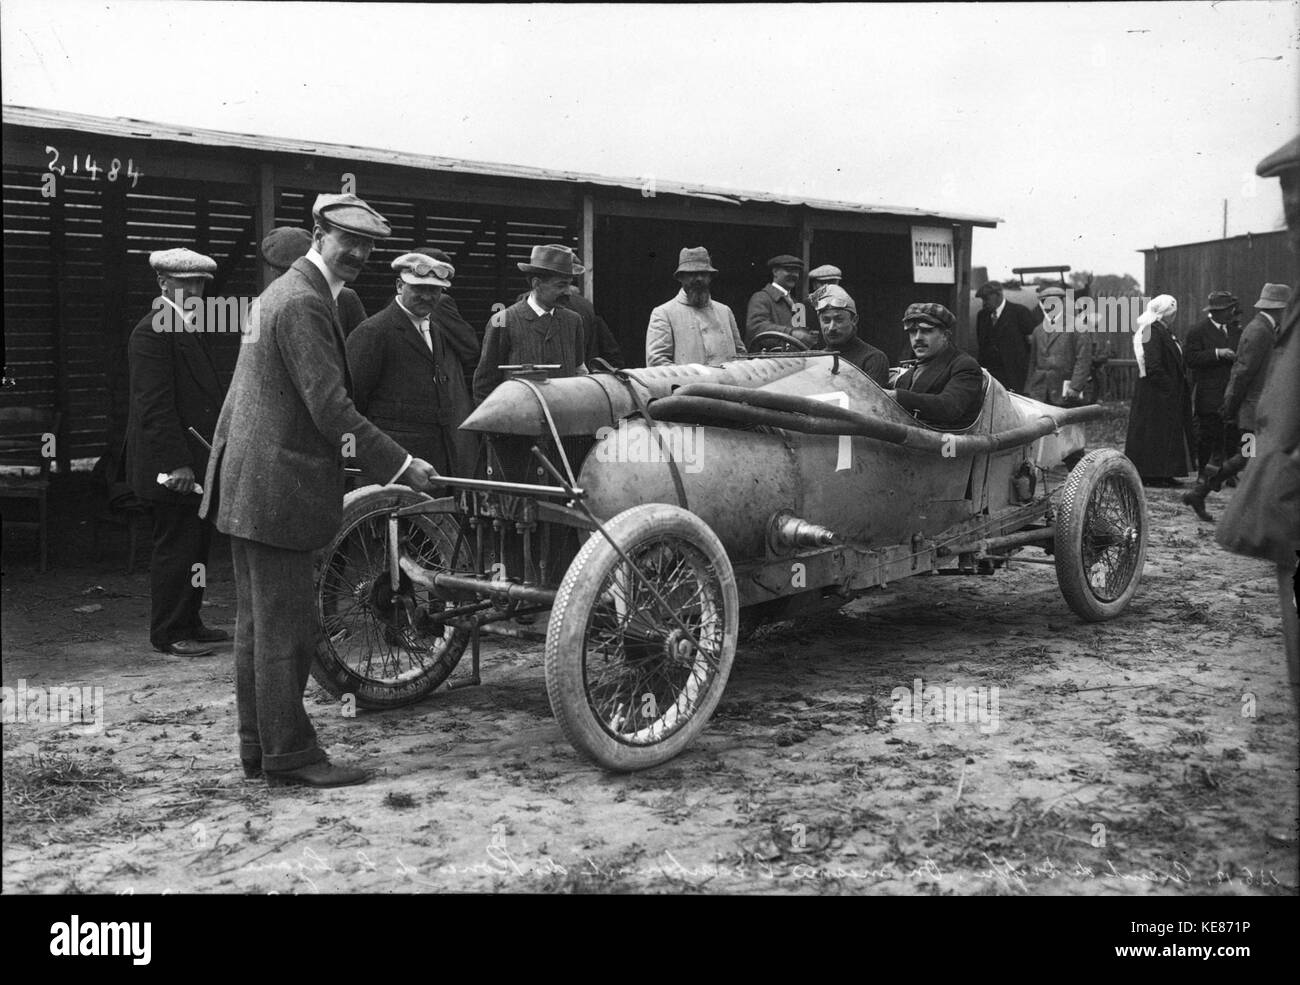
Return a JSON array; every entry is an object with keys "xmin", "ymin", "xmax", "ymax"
[{"xmin": 3, "ymin": 412, "xmax": 1297, "ymax": 895}]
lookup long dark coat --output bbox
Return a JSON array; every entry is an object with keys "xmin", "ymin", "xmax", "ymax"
[
  {"xmin": 1124, "ymin": 319, "xmax": 1194, "ymax": 479},
  {"xmin": 346, "ymin": 298, "xmax": 476, "ymax": 477},
  {"xmin": 125, "ymin": 303, "xmax": 225, "ymax": 503}
]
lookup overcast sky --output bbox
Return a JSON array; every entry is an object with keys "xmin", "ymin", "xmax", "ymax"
[{"xmin": 3, "ymin": 1, "xmax": 1296, "ymax": 288}]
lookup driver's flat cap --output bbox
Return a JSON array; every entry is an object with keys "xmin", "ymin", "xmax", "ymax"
[
  {"xmin": 903, "ymin": 302, "xmax": 955, "ymax": 331},
  {"xmin": 1257, "ymin": 135, "xmax": 1300, "ymax": 178}
]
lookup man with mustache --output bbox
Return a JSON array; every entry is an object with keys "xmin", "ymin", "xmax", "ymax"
[
  {"xmin": 645, "ymin": 246, "xmax": 746, "ymax": 366},
  {"xmin": 885, "ymin": 302, "xmax": 983, "ymax": 429},
  {"xmin": 473, "ymin": 244, "xmax": 588, "ymax": 404},
  {"xmin": 346, "ymin": 252, "xmax": 476, "ymax": 478},
  {"xmin": 746, "ymin": 254, "xmax": 816, "ymax": 348},
  {"xmin": 814, "ymin": 285, "xmax": 888, "ymax": 385},
  {"xmin": 201, "ymin": 193, "xmax": 439, "ymax": 788},
  {"xmin": 260, "ymin": 226, "xmax": 368, "ymax": 336}
]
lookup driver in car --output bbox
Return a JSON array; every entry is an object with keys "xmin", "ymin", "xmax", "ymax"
[{"xmin": 884, "ymin": 302, "xmax": 984, "ymax": 429}]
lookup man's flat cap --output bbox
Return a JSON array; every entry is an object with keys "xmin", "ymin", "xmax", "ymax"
[
  {"xmin": 149, "ymin": 247, "xmax": 217, "ymax": 280},
  {"xmin": 903, "ymin": 302, "xmax": 956, "ymax": 332},
  {"xmin": 767, "ymin": 254, "xmax": 805, "ymax": 270},
  {"xmin": 808, "ymin": 264, "xmax": 843, "ymax": 281},
  {"xmin": 392, "ymin": 252, "xmax": 454, "ymax": 287},
  {"xmin": 260, "ymin": 227, "xmax": 312, "ymax": 271},
  {"xmin": 974, "ymin": 281, "xmax": 1004, "ymax": 298},
  {"xmin": 1256, "ymin": 135, "xmax": 1300, "ymax": 178},
  {"xmin": 311, "ymin": 193, "xmax": 392, "ymax": 239},
  {"xmin": 814, "ymin": 284, "xmax": 857, "ymax": 314}
]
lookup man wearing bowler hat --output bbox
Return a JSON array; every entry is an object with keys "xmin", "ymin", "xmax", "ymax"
[
  {"xmin": 646, "ymin": 247, "xmax": 746, "ymax": 366},
  {"xmin": 1184, "ymin": 290, "xmax": 1242, "ymax": 478},
  {"xmin": 473, "ymin": 244, "xmax": 588, "ymax": 404},
  {"xmin": 126, "ymin": 247, "xmax": 228, "ymax": 657},
  {"xmin": 746, "ymin": 254, "xmax": 815, "ymax": 348},
  {"xmin": 1216, "ymin": 134, "xmax": 1300, "ymax": 710},
  {"xmin": 347, "ymin": 252, "xmax": 476, "ymax": 477},
  {"xmin": 201, "ymin": 193, "xmax": 439, "ymax": 788},
  {"xmin": 886, "ymin": 302, "xmax": 983, "ymax": 430},
  {"xmin": 261, "ymin": 226, "xmax": 368, "ymax": 336},
  {"xmin": 1183, "ymin": 281, "xmax": 1293, "ymax": 522}
]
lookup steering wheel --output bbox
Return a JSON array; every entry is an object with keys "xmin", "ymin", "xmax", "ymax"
[{"xmin": 749, "ymin": 331, "xmax": 811, "ymax": 353}]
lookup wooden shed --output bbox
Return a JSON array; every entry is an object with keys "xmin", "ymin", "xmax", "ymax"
[
  {"xmin": 1140, "ymin": 230, "xmax": 1295, "ymax": 341},
  {"xmin": 3, "ymin": 105, "xmax": 998, "ymax": 470}
]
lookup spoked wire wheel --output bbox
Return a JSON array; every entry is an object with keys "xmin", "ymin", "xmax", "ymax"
[
  {"xmin": 1054, "ymin": 449, "xmax": 1148, "ymax": 621},
  {"xmin": 545, "ymin": 504, "xmax": 738, "ymax": 771},
  {"xmin": 313, "ymin": 485, "xmax": 472, "ymax": 708}
]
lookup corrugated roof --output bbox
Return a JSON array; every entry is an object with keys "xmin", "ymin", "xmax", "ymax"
[
  {"xmin": 3, "ymin": 104, "xmax": 1001, "ymax": 227},
  {"xmin": 1137, "ymin": 229, "xmax": 1287, "ymax": 253}
]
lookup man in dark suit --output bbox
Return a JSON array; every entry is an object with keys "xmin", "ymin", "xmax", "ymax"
[
  {"xmin": 261, "ymin": 226, "xmax": 367, "ymax": 335},
  {"xmin": 511, "ymin": 264, "xmax": 623, "ymax": 370},
  {"xmin": 473, "ymin": 244, "xmax": 588, "ymax": 404},
  {"xmin": 347, "ymin": 252, "xmax": 476, "ymax": 477},
  {"xmin": 975, "ymin": 282, "xmax": 1041, "ymax": 393},
  {"xmin": 415, "ymin": 246, "xmax": 481, "ymax": 382},
  {"xmin": 886, "ymin": 303, "xmax": 984, "ymax": 429},
  {"xmin": 201, "ymin": 194, "xmax": 438, "ymax": 788},
  {"xmin": 1183, "ymin": 290, "xmax": 1240, "ymax": 476},
  {"xmin": 1183, "ymin": 283, "xmax": 1293, "ymax": 521},
  {"xmin": 814, "ymin": 285, "xmax": 889, "ymax": 385},
  {"xmin": 746, "ymin": 254, "xmax": 816, "ymax": 348},
  {"xmin": 126, "ymin": 248, "xmax": 229, "ymax": 657}
]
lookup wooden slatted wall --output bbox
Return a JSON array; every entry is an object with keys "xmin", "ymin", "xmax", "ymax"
[{"xmin": 275, "ymin": 188, "xmax": 577, "ymax": 333}]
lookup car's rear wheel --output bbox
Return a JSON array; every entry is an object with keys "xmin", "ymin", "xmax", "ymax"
[
  {"xmin": 313, "ymin": 485, "xmax": 471, "ymax": 708},
  {"xmin": 1054, "ymin": 450, "xmax": 1147, "ymax": 621},
  {"xmin": 545, "ymin": 504, "xmax": 738, "ymax": 771}
]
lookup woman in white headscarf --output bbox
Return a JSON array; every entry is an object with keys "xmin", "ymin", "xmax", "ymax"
[{"xmin": 1124, "ymin": 294, "xmax": 1195, "ymax": 484}]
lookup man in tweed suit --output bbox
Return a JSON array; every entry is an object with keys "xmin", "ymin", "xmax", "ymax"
[
  {"xmin": 201, "ymin": 193, "xmax": 438, "ymax": 788},
  {"xmin": 473, "ymin": 244, "xmax": 588, "ymax": 404}
]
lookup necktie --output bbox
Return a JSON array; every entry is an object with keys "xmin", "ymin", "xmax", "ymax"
[{"xmin": 418, "ymin": 319, "xmax": 433, "ymax": 352}]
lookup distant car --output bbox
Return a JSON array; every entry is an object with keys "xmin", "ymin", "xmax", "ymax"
[{"xmin": 313, "ymin": 345, "xmax": 1147, "ymax": 771}]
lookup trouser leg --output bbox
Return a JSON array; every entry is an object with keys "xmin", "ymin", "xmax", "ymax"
[
  {"xmin": 230, "ymin": 535, "xmax": 326, "ymax": 772},
  {"xmin": 148, "ymin": 501, "xmax": 206, "ymax": 649},
  {"xmin": 231, "ymin": 537, "xmax": 261, "ymax": 765}
]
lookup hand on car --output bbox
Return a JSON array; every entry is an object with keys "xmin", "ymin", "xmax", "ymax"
[{"xmin": 401, "ymin": 458, "xmax": 440, "ymax": 492}]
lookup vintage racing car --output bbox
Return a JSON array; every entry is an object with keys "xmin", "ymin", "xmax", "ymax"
[{"xmin": 311, "ymin": 344, "xmax": 1147, "ymax": 771}]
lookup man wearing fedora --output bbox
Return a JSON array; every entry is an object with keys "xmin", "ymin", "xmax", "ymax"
[
  {"xmin": 347, "ymin": 252, "xmax": 476, "ymax": 478},
  {"xmin": 473, "ymin": 244, "xmax": 587, "ymax": 404},
  {"xmin": 126, "ymin": 247, "xmax": 228, "ymax": 657},
  {"xmin": 975, "ymin": 281, "xmax": 1041, "ymax": 394},
  {"xmin": 202, "ymin": 193, "xmax": 439, "ymax": 788},
  {"xmin": 1182, "ymin": 281, "xmax": 1292, "ymax": 522},
  {"xmin": 646, "ymin": 247, "xmax": 746, "ymax": 367},
  {"xmin": 1216, "ymin": 134, "xmax": 1300, "ymax": 711},
  {"xmin": 1184, "ymin": 290, "xmax": 1242, "ymax": 477},
  {"xmin": 511, "ymin": 255, "xmax": 623, "ymax": 370},
  {"xmin": 261, "ymin": 226, "xmax": 368, "ymax": 336},
  {"xmin": 746, "ymin": 254, "xmax": 815, "ymax": 348}
]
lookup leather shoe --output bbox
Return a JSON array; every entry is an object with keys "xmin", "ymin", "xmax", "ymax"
[
  {"xmin": 242, "ymin": 761, "xmax": 263, "ymax": 779},
  {"xmin": 1182, "ymin": 491, "xmax": 1215, "ymax": 523},
  {"xmin": 156, "ymin": 639, "xmax": 215, "ymax": 657},
  {"xmin": 193, "ymin": 624, "xmax": 232, "ymax": 643},
  {"xmin": 265, "ymin": 760, "xmax": 369, "ymax": 788}
]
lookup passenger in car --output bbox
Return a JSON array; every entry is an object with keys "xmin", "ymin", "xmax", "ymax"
[
  {"xmin": 814, "ymin": 285, "xmax": 889, "ymax": 386},
  {"xmin": 884, "ymin": 303, "xmax": 984, "ymax": 429}
]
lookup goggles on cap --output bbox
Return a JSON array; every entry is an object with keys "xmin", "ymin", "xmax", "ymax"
[{"xmin": 405, "ymin": 260, "xmax": 453, "ymax": 280}]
